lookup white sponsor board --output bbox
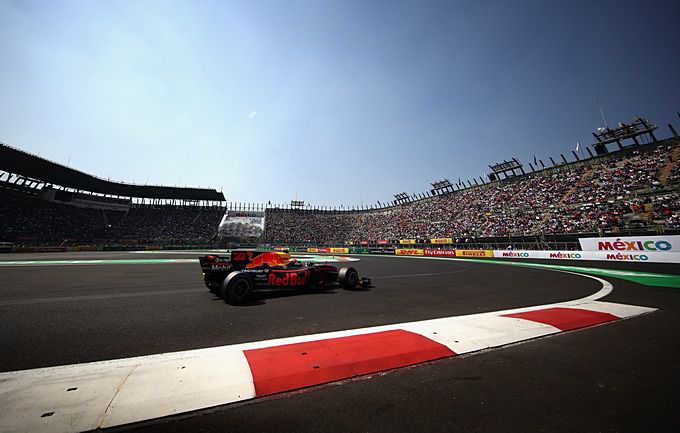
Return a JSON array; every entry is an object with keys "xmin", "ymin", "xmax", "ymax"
[
  {"xmin": 590, "ymin": 251, "xmax": 680, "ymax": 263},
  {"xmin": 578, "ymin": 235, "xmax": 680, "ymax": 253},
  {"xmin": 495, "ymin": 250, "xmax": 584, "ymax": 260},
  {"xmin": 493, "ymin": 250, "xmax": 680, "ymax": 263}
]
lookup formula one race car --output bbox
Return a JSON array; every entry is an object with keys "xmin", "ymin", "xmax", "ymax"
[{"xmin": 199, "ymin": 249, "xmax": 371, "ymax": 302}]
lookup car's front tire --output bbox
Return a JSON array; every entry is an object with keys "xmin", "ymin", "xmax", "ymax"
[
  {"xmin": 338, "ymin": 267, "xmax": 359, "ymax": 290},
  {"xmin": 220, "ymin": 271, "xmax": 253, "ymax": 302}
]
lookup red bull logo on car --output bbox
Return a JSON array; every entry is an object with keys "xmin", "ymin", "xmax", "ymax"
[
  {"xmin": 245, "ymin": 252, "xmax": 289, "ymax": 269},
  {"xmin": 268, "ymin": 270, "xmax": 310, "ymax": 286}
]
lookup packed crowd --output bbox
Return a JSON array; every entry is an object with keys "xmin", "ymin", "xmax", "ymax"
[
  {"xmin": 265, "ymin": 141, "xmax": 680, "ymax": 243},
  {"xmin": 564, "ymin": 145, "xmax": 671, "ymax": 205},
  {"xmin": 115, "ymin": 206, "xmax": 223, "ymax": 242},
  {"xmin": 2, "ymin": 140, "xmax": 678, "ymax": 246},
  {"xmin": 0, "ymin": 186, "xmax": 113, "ymax": 244},
  {"xmin": 0, "ymin": 186, "xmax": 224, "ymax": 245},
  {"xmin": 668, "ymin": 151, "xmax": 680, "ymax": 185},
  {"xmin": 654, "ymin": 193, "xmax": 680, "ymax": 229}
]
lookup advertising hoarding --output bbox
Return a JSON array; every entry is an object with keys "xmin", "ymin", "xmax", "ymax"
[{"xmin": 579, "ymin": 236, "xmax": 680, "ymax": 253}]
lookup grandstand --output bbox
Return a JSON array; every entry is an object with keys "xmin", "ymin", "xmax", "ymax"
[
  {"xmin": 2, "ymin": 119, "xmax": 679, "ymax": 251},
  {"xmin": 261, "ymin": 131, "xmax": 680, "ymax": 249},
  {"xmin": 0, "ymin": 143, "xmax": 226, "ymax": 248}
]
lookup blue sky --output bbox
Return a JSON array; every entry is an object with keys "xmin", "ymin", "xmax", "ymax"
[{"xmin": 1, "ymin": 0, "xmax": 679, "ymax": 207}]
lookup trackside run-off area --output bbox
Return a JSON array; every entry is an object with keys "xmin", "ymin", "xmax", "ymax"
[{"xmin": 0, "ymin": 251, "xmax": 679, "ymax": 433}]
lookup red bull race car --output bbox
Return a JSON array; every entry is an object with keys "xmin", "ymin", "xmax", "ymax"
[{"xmin": 199, "ymin": 249, "xmax": 371, "ymax": 302}]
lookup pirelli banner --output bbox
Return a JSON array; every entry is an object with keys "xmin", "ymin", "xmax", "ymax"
[
  {"xmin": 430, "ymin": 238, "xmax": 453, "ymax": 244},
  {"xmin": 395, "ymin": 248, "xmax": 425, "ymax": 256},
  {"xmin": 307, "ymin": 247, "xmax": 349, "ymax": 254},
  {"xmin": 456, "ymin": 250, "xmax": 493, "ymax": 258},
  {"xmin": 579, "ymin": 235, "xmax": 680, "ymax": 253},
  {"xmin": 399, "ymin": 239, "xmax": 417, "ymax": 245}
]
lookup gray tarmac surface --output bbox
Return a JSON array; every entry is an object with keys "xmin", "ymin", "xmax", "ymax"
[{"xmin": 1, "ymin": 252, "xmax": 679, "ymax": 432}]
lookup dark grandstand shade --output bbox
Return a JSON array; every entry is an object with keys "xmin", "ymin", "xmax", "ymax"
[{"xmin": 0, "ymin": 144, "xmax": 225, "ymax": 201}]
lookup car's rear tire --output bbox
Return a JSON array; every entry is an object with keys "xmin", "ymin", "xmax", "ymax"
[
  {"xmin": 338, "ymin": 267, "xmax": 359, "ymax": 290},
  {"xmin": 220, "ymin": 271, "xmax": 253, "ymax": 302}
]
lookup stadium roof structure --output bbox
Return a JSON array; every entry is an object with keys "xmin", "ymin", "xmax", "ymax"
[{"xmin": 0, "ymin": 143, "xmax": 225, "ymax": 201}]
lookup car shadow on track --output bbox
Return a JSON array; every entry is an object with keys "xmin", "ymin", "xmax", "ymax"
[{"xmin": 210, "ymin": 285, "xmax": 373, "ymax": 306}]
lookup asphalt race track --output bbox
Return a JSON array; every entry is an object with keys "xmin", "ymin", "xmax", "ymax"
[{"xmin": 1, "ymin": 251, "xmax": 679, "ymax": 432}]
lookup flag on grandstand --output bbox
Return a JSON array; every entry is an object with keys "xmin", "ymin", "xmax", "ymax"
[
  {"xmin": 575, "ymin": 141, "xmax": 580, "ymax": 152},
  {"xmin": 533, "ymin": 155, "xmax": 537, "ymax": 165}
]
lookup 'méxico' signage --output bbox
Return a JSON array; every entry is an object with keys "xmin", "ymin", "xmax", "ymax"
[{"xmin": 579, "ymin": 235, "xmax": 680, "ymax": 253}]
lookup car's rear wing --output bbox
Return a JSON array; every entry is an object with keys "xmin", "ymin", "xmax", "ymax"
[{"xmin": 199, "ymin": 255, "xmax": 231, "ymax": 273}]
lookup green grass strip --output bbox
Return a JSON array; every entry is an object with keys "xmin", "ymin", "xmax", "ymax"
[{"xmin": 376, "ymin": 255, "xmax": 680, "ymax": 289}]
